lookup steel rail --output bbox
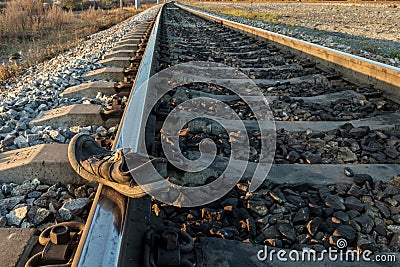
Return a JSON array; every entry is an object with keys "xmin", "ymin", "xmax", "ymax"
[
  {"xmin": 176, "ymin": 2, "xmax": 400, "ymax": 102},
  {"xmin": 71, "ymin": 5, "xmax": 164, "ymax": 267}
]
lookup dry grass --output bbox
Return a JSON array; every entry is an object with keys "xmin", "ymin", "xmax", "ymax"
[
  {"xmin": 207, "ymin": 7, "xmax": 280, "ymax": 23},
  {"xmin": 191, "ymin": 4, "xmax": 280, "ymax": 23},
  {"xmin": 0, "ymin": 0, "xmax": 153, "ymax": 84}
]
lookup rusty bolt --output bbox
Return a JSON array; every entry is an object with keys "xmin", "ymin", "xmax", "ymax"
[
  {"xmin": 50, "ymin": 225, "xmax": 71, "ymax": 245},
  {"xmin": 162, "ymin": 231, "xmax": 179, "ymax": 250}
]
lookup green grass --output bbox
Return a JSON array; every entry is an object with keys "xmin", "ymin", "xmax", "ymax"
[{"xmin": 388, "ymin": 49, "xmax": 400, "ymax": 59}]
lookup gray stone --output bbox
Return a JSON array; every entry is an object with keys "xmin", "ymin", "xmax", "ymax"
[
  {"xmin": 58, "ymin": 198, "xmax": 89, "ymax": 221},
  {"xmin": 1, "ymin": 184, "xmax": 13, "ymax": 195},
  {"xmin": 293, "ymin": 207, "xmax": 310, "ymax": 223},
  {"xmin": 1, "ymin": 135, "xmax": 15, "ymax": 147},
  {"xmin": 0, "ymin": 125, "xmax": 11, "ymax": 133},
  {"xmin": 325, "ymin": 194, "xmax": 345, "ymax": 210},
  {"xmin": 38, "ymin": 104, "xmax": 47, "ymax": 111},
  {"xmin": 384, "ymin": 147, "xmax": 400, "ymax": 159},
  {"xmin": 0, "ymin": 196, "xmax": 25, "ymax": 214},
  {"xmin": 343, "ymin": 167, "xmax": 354, "ymax": 177},
  {"xmin": 375, "ymin": 201, "xmax": 391, "ymax": 218},
  {"xmin": 333, "ymin": 225, "xmax": 357, "ymax": 242},
  {"xmin": 354, "ymin": 214, "xmax": 374, "ymax": 234},
  {"xmin": 95, "ymin": 126, "xmax": 108, "ymax": 136},
  {"xmin": 49, "ymin": 130, "xmax": 66, "ymax": 143},
  {"xmin": 26, "ymin": 134, "xmax": 41, "ymax": 143},
  {"xmin": 383, "ymin": 185, "xmax": 400, "ymax": 196},
  {"xmin": 11, "ymin": 183, "xmax": 35, "ymax": 196},
  {"xmin": 389, "ymin": 233, "xmax": 400, "ymax": 251},
  {"xmin": 26, "ymin": 198, "xmax": 35, "ymax": 206},
  {"xmin": 31, "ymin": 178, "xmax": 41, "ymax": 188},
  {"xmin": 0, "ymin": 216, "xmax": 6, "ymax": 227},
  {"xmin": 202, "ymin": 208, "xmax": 224, "ymax": 221},
  {"xmin": 277, "ymin": 223, "xmax": 296, "ymax": 241},
  {"xmin": 36, "ymin": 185, "xmax": 50, "ymax": 192},
  {"xmin": 388, "ymin": 225, "xmax": 400, "ymax": 234},
  {"xmin": 15, "ymin": 121, "xmax": 27, "ymax": 131},
  {"xmin": 338, "ymin": 147, "xmax": 357, "ymax": 163},
  {"xmin": 31, "ymin": 125, "xmax": 44, "ymax": 134},
  {"xmin": 357, "ymin": 237, "xmax": 376, "ymax": 253},
  {"xmin": 389, "ymin": 176, "xmax": 400, "ymax": 188},
  {"xmin": 247, "ymin": 199, "xmax": 268, "ymax": 217},
  {"xmin": 286, "ymin": 150, "xmax": 300, "ymax": 163},
  {"xmin": 349, "ymin": 127, "xmax": 369, "ymax": 138},
  {"xmin": 347, "ymin": 184, "xmax": 362, "ymax": 197},
  {"xmin": 333, "ymin": 211, "xmax": 350, "ymax": 222},
  {"xmin": 269, "ymin": 188, "xmax": 286, "ymax": 203},
  {"xmin": 302, "ymin": 152, "xmax": 321, "ymax": 164},
  {"xmin": 374, "ymin": 224, "xmax": 387, "ymax": 236},
  {"xmin": 393, "ymin": 214, "xmax": 400, "ymax": 224},
  {"xmin": 307, "ymin": 217, "xmax": 322, "ymax": 236},
  {"xmin": 353, "ymin": 174, "xmax": 373, "ymax": 185},
  {"xmin": 344, "ymin": 196, "xmax": 364, "ymax": 211},
  {"xmin": 32, "ymin": 208, "xmax": 52, "ymax": 225},
  {"xmin": 21, "ymin": 221, "xmax": 34, "ymax": 228},
  {"xmin": 13, "ymin": 135, "xmax": 28, "ymax": 148},
  {"xmin": 33, "ymin": 191, "xmax": 57, "ymax": 208},
  {"xmin": 6, "ymin": 205, "xmax": 28, "ymax": 226}
]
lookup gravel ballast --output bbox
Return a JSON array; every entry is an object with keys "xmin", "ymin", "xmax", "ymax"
[
  {"xmin": 0, "ymin": 179, "xmax": 97, "ymax": 231},
  {"xmin": 186, "ymin": 1, "xmax": 400, "ymax": 67},
  {"xmin": 0, "ymin": 6, "xmax": 160, "ymax": 153}
]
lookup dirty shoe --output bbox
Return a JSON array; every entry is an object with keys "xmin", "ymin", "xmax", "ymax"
[{"xmin": 68, "ymin": 133, "xmax": 166, "ymax": 198}]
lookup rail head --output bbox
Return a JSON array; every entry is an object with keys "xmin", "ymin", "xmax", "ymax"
[{"xmin": 72, "ymin": 5, "xmax": 164, "ymax": 267}]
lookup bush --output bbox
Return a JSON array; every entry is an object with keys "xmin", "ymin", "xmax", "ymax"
[
  {"xmin": 0, "ymin": 0, "xmax": 45, "ymax": 38},
  {"xmin": 61, "ymin": 0, "xmax": 81, "ymax": 11},
  {"xmin": 0, "ymin": 0, "xmax": 74, "ymax": 38}
]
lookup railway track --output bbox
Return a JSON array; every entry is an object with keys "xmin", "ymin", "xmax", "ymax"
[{"xmin": 15, "ymin": 2, "xmax": 400, "ymax": 266}]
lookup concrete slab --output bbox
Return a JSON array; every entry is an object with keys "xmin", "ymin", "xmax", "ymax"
[
  {"xmin": 174, "ymin": 109, "xmax": 399, "ymax": 132},
  {"xmin": 188, "ymin": 89, "xmax": 363, "ymax": 104},
  {"xmin": 164, "ymin": 72, "xmax": 328, "ymax": 86},
  {"xmin": 275, "ymin": 112, "xmax": 400, "ymax": 132},
  {"xmin": 98, "ymin": 57, "xmax": 131, "ymax": 68},
  {"xmin": 125, "ymin": 31, "xmax": 146, "ymax": 37},
  {"xmin": 116, "ymin": 38, "xmax": 142, "ymax": 46},
  {"xmin": 103, "ymin": 50, "xmax": 135, "ymax": 59},
  {"xmin": 160, "ymin": 148, "xmax": 400, "ymax": 186},
  {"xmin": 266, "ymin": 164, "xmax": 400, "ymax": 185},
  {"xmin": 30, "ymin": 104, "xmax": 119, "ymax": 128},
  {"xmin": 134, "ymin": 25, "xmax": 150, "ymax": 30},
  {"xmin": 0, "ymin": 228, "xmax": 37, "ymax": 267},
  {"xmin": 291, "ymin": 89, "xmax": 365, "ymax": 103},
  {"xmin": 0, "ymin": 144, "xmax": 86, "ymax": 184},
  {"xmin": 60, "ymin": 81, "xmax": 116, "ymax": 98},
  {"xmin": 82, "ymin": 67, "xmax": 124, "ymax": 81},
  {"xmin": 111, "ymin": 44, "xmax": 139, "ymax": 52},
  {"xmin": 123, "ymin": 34, "xmax": 145, "ymax": 39}
]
